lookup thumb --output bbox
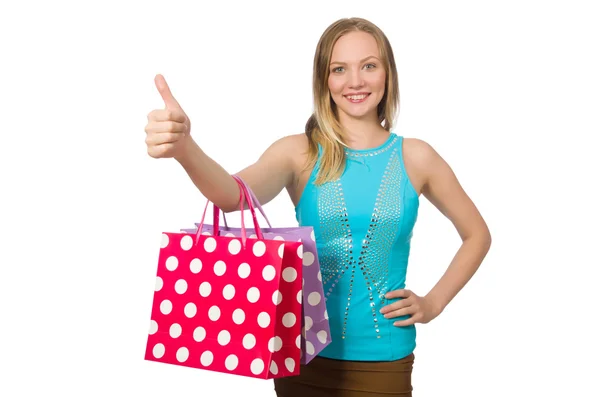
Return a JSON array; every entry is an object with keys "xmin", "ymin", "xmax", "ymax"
[{"xmin": 154, "ymin": 74, "xmax": 182, "ymax": 110}]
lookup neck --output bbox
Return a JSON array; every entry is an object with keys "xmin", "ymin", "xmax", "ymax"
[{"xmin": 338, "ymin": 112, "xmax": 390, "ymax": 150}]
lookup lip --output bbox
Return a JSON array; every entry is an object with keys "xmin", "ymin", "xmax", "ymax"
[
  {"xmin": 344, "ymin": 92, "xmax": 371, "ymax": 96},
  {"xmin": 343, "ymin": 92, "xmax": 371, "ymax": 103}
]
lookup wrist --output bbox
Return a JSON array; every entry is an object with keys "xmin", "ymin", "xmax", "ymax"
[
  {"xmin": 174, "ymin": 137, "xmax": 199, "ymax": 166},
  {"xmin": 424, "ymin": 293, "xmax": 447, "ymax": 316}
]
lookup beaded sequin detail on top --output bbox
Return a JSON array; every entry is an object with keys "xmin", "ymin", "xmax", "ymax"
[{"xmin": 295, "ymin": 133, "xmax": 420, "ymax": 361}]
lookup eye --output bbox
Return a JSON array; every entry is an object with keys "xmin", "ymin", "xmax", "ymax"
[
  {"xmin": 364, "ymin": 63, "xmax": 377, "ymax": 69},
  {"xmin": 332, "ymin": 66, "xmax": 344, "ymax": 73}
]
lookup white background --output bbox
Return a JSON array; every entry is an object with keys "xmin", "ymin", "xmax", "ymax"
[{"xmin": 1, "ymin": 0, "xmax": 599, "ymax": 396}]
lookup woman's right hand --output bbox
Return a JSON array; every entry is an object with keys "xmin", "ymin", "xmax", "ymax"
[
  {"xmin": 143, "ymin": 74, "xmax": 301, "ymax": 213},
  {"xmin": 145, "ymin": 74, "xmax": 192, "ymax": 160}
]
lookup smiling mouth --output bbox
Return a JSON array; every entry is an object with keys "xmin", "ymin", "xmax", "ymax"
[{"xmin": 344, "ymin": 93, "xmax": 370, "ymax": 103}]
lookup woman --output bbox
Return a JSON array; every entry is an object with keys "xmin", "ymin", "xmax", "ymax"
[{"xmin": 144, "ymin": 17, "xmax": 491, "ymax": 397}]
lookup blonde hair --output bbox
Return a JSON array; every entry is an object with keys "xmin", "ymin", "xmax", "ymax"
[{"xmin": 304, "ymin": 17, "xmax": 400, "ymax": 185}]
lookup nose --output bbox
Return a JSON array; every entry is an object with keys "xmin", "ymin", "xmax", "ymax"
[{"xmin": 348, "ymin": 69, "xmax": 364, "ymax": 89}]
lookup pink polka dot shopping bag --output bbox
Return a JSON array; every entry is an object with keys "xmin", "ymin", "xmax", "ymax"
[
  {"xmin": 145, "ymin": 178, "xmax": 304, "ymax": 379},
  {"xmin": 182, "ymin": 176, "xmax": 332, "ymax": 365}
]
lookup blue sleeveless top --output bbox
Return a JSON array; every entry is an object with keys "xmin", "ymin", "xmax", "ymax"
[{"xmin": 295, "ymin": 132, "xmax": 420, "ymax": 361}]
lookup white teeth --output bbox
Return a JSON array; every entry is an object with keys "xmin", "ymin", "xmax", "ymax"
[{"xmin": 347, "ymin": 94, "xmax": 367, "ymax": 100}]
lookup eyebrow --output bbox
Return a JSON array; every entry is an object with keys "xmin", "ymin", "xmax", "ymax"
[{"xmin": 330, "ymin": 56, "xmax": 380, "ymax": 66}]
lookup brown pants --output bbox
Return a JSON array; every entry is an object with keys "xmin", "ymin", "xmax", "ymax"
[{"xmin": 273, "ymin": 353, "xmax": 414, "ymax": 397}]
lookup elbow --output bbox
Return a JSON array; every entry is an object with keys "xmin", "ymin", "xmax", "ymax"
[
  {"xmin": 479, "ymin": 228, "xmax": 492, "ymax": 256},
  {"xmin": 463, "ymin": 225, "xmax": 492, "ymax": 254},
  {"xmin": 484, "ymin": 224, "xmax": 492, "ymax": 250},
  {"xmin": 484, "ymin": 233, "xmax": 492, "ymax": 253},
  {"xmin": 221, "ymin": 203, "xmax": 240, "ymax": 214},
  {"xmin": 212, "ymin": 176, "xmax": 244, "ymax": 213},
  {"xmin": 219, "ymin": 195, "xmax": 243, "ymax": 214},
  {"xmin": 221, "ymin": 192, "xmax": 246, "ymax": 214}
]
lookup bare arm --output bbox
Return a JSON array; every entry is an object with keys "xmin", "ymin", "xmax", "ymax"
[
  {"xmin": 176, "ymin": 136, "xmax": 297, "ymax": 213},
  {"xmin": 413, "ymin": 138, "xmax": 492, "ymax": 312},
  {"xmin": 174, "ymin": 140, "xmax": 241, "ymax": 212},
  {"xmin": 146, "ymin": 74, "xmax": 297, "ymax": 213},
  {"xmin": 382, "ymin": 138, "xmax": 492, "ymax": 326}
]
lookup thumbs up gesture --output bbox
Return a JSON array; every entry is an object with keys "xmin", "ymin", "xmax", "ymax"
[{"xmin": 145, "ymin": 74, "xmax": 192, "ymax": 159}]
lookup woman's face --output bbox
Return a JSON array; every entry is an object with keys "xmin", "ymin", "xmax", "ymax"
[{"xmin": 328, "ymin": 31, "xmax": 387, "ymax": 123}]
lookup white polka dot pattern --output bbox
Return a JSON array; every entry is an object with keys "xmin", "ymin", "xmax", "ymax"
[
  {"xmin": 243, "ymin": 333, "xmax": 256, "ymax": 350},
  {"xmin": 175, "ymin": 226, "xmax": 331, "ymax": 366},
  {"xmin": 180, "ymin": 235, "xmax": 193, "ymax": 251},
  {"xmin": 176, "ymin": 347, "xmax": 189, "ymax": 362},
  {"xmin": 149, "ymin": 320, "xmax": 158, "ymax": 335},
  {"xmin": 190, "ymin": 258, "xmax": 202, "ymax": 274},
  {"xmin": 251, "ymin": 358, "xmax": 265, "ymax": 375},
  {"xmin": 165, "ymin": 256, "xmax": 178, "ymax": 271},
  {"xmin": 222, "ymin": 284, "xmax": 235, "ymax": 300},
  {"xmin": 175, "ymin": 279, "xmax": 188, "ymax": 294},
  {"xmin": 228, "ymin": 239, "xmax": 241, "ymax": 255},
  {"xmin": 160, "ymin": 234, "xmax": 169, "ymax": 249},
  {"xmin": 303, "ymin": 252, "xmax": 315, "ymax": 266},
  {"xmin": 308, "ymin": 292, "xmax": 322, "ymax": 306},
  {"xmin": 193, "ymin": 327, "xmax": 206, "ymax": 342},
  {"xmin": 270, "ymin": 360, "xmax": 279, "ymax": 375},
  {"xmin": 232, "ymin": 308, "xmax": 245, "ymax": 325},
  {"xmin": 153, "ymin": 343, "xmax": 165, "ymax": 359},
  {"xmin": 184, "ymin": 303, "xmax": 197, "ymax": 318},
  {"xmin": 225, "ymin": 354, "xmax": 239, "ymax": 371},
  {"xmin": 145, "ymin": 231, "xmax": 305, "ymax": 379},
  {"xmin": 170, "ymin": 323, "xmax": 182, "ymax": 338}
]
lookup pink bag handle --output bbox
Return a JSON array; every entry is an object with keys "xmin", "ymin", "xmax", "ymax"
[
  {"xmin": 194, "ymin": 177, "xmax": 263, "ymax": 247},
  {"xmin": 234, "ymin": 176, "xmax": 264, "ymax": 239},
  {"xmin": 195, "ymin": 186, "xmax": 242, "ymax": 245},
  {"xmin": 228, "ymin": 175, "xmax": 273, "ymax": 228}
]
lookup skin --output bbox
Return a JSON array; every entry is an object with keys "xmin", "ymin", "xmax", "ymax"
[{"xmin": 144, "ymin": 31, "xmax": 491, "ymax": 328}]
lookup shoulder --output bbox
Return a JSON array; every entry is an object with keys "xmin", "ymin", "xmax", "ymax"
[
  {"xmin": 282, "ymin": 133, "xmax": 309, "ymax": 151},
  {"xmin": 278, "ymin": 133, "xmax": 309, "ymax": 149},
  {"xmin": 266, "ymin": 134, "xmax": 310, "ymax": 190},
  {"xmin": 262, "ymin": 133, "xmax": 308, "ymax": 161},
  {"xmin": 400, "ymin": 137, "xmax": 449, "ymax": 194},
  {"xmin": 255, "ymin": 133, "xmax": 309, "ymax": 175},
  {"xmin": 401, "ymin": 137, "xmax": 440, "ymax": 170},
  {"xmin": 265, "ymin": 133, "xmax": 308, "ymax": 152}
]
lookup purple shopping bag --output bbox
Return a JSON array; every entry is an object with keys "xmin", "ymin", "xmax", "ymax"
[{"xmin": 181, "ymin": 175, "xmax": 331, "ymax": 364}]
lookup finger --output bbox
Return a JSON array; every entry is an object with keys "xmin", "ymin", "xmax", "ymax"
[
  {"xmin": 155, "ymin": 74, "xmax": 182, "ymax": 110},
  {"xmin": 393, "ymin": 316, "xmax": 417, "ymax": 327},
  {"xmin": 148, "ymin": 109, "xmax": 187, "ymax": 123},
  {"xmin": 384, "ymin": 306, "xmax": 416, "ymax": 319},
  {"xmin": 145, "ymin": 131, "xmax": 185, "ymax": 146},
  {"xmin": 380, "ymin": 298, "xmax": 412, "ymax": 314},
  {"xmin": 147, "ymin": 143, "xmax": 177, "ymax": 158},
  {"xmin": 145, "ymin": 121, "xmax": 187, "ymax": 135},
  {"xmin": 385, "ymin": 289, "xmax": 412, "ymax": 299}
]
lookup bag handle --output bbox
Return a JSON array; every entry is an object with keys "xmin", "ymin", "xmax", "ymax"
[
  {"xmin": 194, "ymin": 188, "xmax": 242, "ymax": 245},
  {"xmin": 194, "ymin": 177, "xmax": 263, "ymax": 247},
  {"xmin": 227, "ymin": 175, "xmax": 273, "ymax": 228},
  {"xmin": 234, "ymin": 176, "xmax": 264, "ymax": 240}
]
